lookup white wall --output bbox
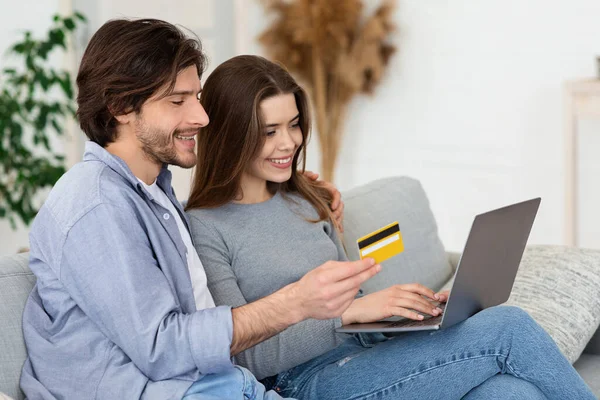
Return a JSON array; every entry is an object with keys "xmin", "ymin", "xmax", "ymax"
[
  {"xmin": 3, "ymin": 0, "xmax": 600, "ymax": 255},
  {"xmin": 240, "ymin": 0, "xmax": 600, "ymax": 252}
]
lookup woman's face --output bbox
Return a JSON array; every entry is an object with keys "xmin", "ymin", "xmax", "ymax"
[{"xmin": 243, "ymin": 93, "xmax": 303, "ymax": 188}]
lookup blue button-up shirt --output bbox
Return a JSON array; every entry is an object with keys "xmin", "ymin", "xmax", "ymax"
[{"xmin": 20, "ymin": 142, "xmax": 234, "ymax": 399}]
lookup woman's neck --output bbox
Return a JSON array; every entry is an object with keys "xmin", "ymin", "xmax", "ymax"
[{"xmin": 235, "ymin": 175, "xmax": 273, "ymax": 204}]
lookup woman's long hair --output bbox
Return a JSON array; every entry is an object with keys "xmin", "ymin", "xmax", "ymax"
[{"xmin": 185, "ymin": 55, "xmax": 334, "ymax": 223}]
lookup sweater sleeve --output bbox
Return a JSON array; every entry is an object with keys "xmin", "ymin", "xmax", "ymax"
[
  {"xmin": 188, "ymin": 214, "xmax": 347, "ymax": 380},
  {"xmin": 328, "ymin": 220, "xmax": 349, "ymax": 262}
]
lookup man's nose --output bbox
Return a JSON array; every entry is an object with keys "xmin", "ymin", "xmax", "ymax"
[{"xmin": 189, "ymin": 101, "xmax": 210, "ymax": 127}]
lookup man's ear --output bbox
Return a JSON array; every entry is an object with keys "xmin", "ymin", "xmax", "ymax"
[{"xmin": 113, "ymin": 111, "xmax": 134, "ymax": 125}]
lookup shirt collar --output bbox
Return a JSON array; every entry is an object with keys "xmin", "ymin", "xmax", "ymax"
[{"xmin": 83, "ymin": 141, "xmax": 174, "ymax": 199}]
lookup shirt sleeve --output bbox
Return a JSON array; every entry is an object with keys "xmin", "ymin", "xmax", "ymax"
[
  {"xmin": 188, "ymin": 214, "xmax": 346, "ymax": 380},
  {"xmin": 58, "ymin": 202, "xmax": 233, "ymax": 381}
]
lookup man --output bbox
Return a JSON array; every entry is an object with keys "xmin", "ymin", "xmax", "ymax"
[{"xmin": 20, "ymin": 19, "xmax": 380, "ymax": 399}]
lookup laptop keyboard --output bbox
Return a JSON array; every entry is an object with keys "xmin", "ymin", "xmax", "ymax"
[
  {"xmin": 386, "ymin": 303, "xmax": 446, "ymax": 328},
  {"xmin": 387, "ymin": 315, "xmax": 442, "ymax": 328}
]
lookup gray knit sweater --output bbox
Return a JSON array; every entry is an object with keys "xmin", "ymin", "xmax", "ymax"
[{"xmin": 186, "ymin": 191, "xmax": 349, "ymax": 379}]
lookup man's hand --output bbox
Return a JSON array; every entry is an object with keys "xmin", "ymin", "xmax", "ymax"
[
  {"xmin": 303, "ymin": 170, "xmax": 344, "ymax": 232},
  {"xmin": 230, "ymin": 258, "xmax": 380, "ymax": 355},
  {"xmin": 283, "ymin": 258, "xmax": 381, "ymax": 322},
  {"xmin": 341, "ymin": 283, "xmax": 444, "ymax": 325}
]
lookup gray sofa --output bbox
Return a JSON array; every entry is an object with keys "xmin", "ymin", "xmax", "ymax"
[{"xmin": 1, "ymin": 176, "xmax": 599, "ymax": 399}]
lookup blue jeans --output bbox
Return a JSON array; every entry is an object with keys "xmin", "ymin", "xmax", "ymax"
[
  {"xmin": 183, "ymin": 365, "xmax": 291, "ymax": 399},
  {"xmin": 264, "ymin": 306, "xmax": 595, "ymax": 400}
]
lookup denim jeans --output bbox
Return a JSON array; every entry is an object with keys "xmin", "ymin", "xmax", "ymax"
[
  {"xmin": 183, "ymin": 365, "xmax": 292, "ymax": 399},
  {"xmin": 264, "ymin": 306, "xmax": 595, "ymax": 400}
]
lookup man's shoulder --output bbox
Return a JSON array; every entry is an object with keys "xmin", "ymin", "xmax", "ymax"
[{"xmin": 38, "ymin": 160, "xmax": 140, "ymax": 232}]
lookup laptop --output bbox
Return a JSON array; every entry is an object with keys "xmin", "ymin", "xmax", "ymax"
[{"xmin": 336, "ymin": 197, "xmax": 541, "ymax": 333}]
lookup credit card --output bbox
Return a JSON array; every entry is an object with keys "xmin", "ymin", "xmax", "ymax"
[{"xmin": 357, "ymin": 221, "xmax": 404, "ymax": 264}]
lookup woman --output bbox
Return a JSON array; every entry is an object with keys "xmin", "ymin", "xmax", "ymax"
[{"xmin": 185, "ymin": 55, "xmax": 594, "ymax": 400}]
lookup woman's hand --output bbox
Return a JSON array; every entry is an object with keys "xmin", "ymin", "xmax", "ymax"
[
  {"xmin": 341, "ymin": 283, "xmax": 445, "ymax": 325},
  {"xmin": 436, "ymin": 289, "xmax": 450, "ymax": 303},
  {"xmin": 303, "ymin": 170, "xmax": 344, "ymax": 232}
]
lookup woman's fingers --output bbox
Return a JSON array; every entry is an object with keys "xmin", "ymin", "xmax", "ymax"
[
  {"xmin": 383, "ymin": 285, "xmax": 443, "ymax": 317},
  {"xmin": 394, "ymin": 292, "xmax": 442, "ymax": 317},
  {"xmin": 398, "ymin": 283, "xmax": 440, "ymax": 301},
  {"xmin": 390, "ymin": 307, "xmax": 427, "ymax": 321},
  {"xmin": 436, "ymin": 290, "xmax": 450, "ymax": 302}
]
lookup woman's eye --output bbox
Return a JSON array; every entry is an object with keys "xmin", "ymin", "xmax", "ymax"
[
  {"xmin": 266, "ymin": 131, "xmax": 276, "ymax": 137},
  {"xmin": 291, "ymin": 122, "xmax": 300, "ymax": 129},
  {"xmin": 172, "ymin": 101, "xmax": 184, "ymax": 106}
]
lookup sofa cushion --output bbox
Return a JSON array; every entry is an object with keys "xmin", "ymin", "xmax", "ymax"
[
  {"xmin": 341, "ymin": 176, "xmax": 453, "ymax": 295},
  {"xmin": 0, "ymin": 252, "xmax": 34, "ymax": 400},
  {"xmin": 504, "ymin": 245, "xmax": 600, "ymax": 364}
]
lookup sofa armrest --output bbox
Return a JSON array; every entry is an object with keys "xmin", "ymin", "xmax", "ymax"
[
  {"xmin": 584, "ymin": 327, "xmax": 600, "ymax": 356},
  {"xmin": 437, "ymin": 252, "xmax": 461, "ymax": 292},
  {"xmin": 446, "ymin": 251, "xmax": 461, "ymax": 273}
]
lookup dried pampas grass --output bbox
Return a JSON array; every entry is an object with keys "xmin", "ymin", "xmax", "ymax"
[{"xmin": 259, "ymin": 0, "xmax": 396, "ymax": 181}]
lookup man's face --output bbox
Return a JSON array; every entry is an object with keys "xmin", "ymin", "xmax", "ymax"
[{"xmin": 135, "ymin": 66, "xmax": 209, "ymax": 169}]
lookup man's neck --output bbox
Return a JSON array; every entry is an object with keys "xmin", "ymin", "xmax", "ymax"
[{"xmin": 105, "ymin": 136, "xmax": 161, "ymax": 185}]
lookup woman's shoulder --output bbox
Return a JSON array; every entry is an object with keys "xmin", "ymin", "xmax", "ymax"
[
  {"xmin": 186, "ymin": 205, "xmax": 230, "ymax": 228},
  {"xmin": 281, "ymin": 191, "xmax": 321, "ymax": 219},
  {"xmin": 282, "ymin": 191, "xmax": 311, "ymax": 207},
  {"xmin": 185, "ymin": 206, "xmax": 241, "ymax": 247},
  {"xmin": 186, "ymin": 205, "xmax": 222, "ymax": 218}
]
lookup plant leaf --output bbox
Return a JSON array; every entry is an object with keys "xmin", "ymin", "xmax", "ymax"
[
  {"xmin": 63, "ymin": 18, "xmax": 75, "ymax": 31},
  {"xmin": 0, "ymin": 12, "xmax": 85, "ymax": 228}
]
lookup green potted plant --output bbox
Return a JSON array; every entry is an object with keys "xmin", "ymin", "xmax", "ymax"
[{"xmin": 0, "ymin": 12, "xmax": 85, "ymax": 228}]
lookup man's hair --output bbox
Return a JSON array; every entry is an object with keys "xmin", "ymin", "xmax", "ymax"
[
  {"xmin": 185, "ymin": 55, "xmax": 335, "ymax": 225},
  {"xmin": 76, "ymin": 19, "xmax": 208, "ymax": 147}
]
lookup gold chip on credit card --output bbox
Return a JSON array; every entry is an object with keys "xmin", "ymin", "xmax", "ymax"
[{"xmin": 357, "ymin": 222, "xmax": 404, "ymax": 264}]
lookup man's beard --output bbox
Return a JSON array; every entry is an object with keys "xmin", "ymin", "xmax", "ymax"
[{"xmin": 135, "ymin": 118, "xmax": 197, "ymax": 169}]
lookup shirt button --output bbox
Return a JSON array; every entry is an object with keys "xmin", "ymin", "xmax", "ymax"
[{"xmin": 163, "ymin": 213, "xmax": 170, "ymax": 220}]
